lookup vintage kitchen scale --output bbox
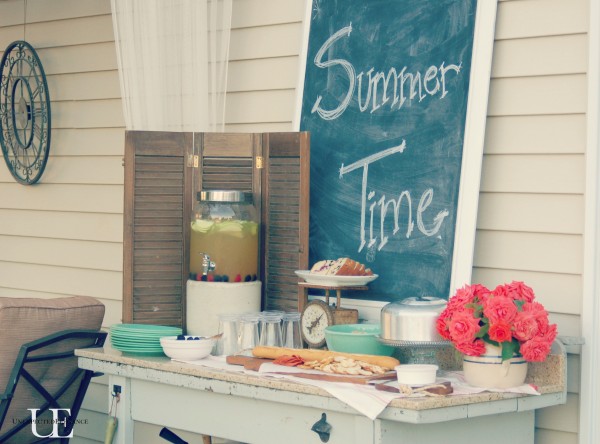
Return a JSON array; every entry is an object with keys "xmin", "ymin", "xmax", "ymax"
[{"xmin": 297, "ymin": 281, "xmax": 368, "ymax": 348}]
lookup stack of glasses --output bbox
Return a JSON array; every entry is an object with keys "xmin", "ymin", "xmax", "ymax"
[{"xmin": 215, "ymin": 310, "xmax": 302, "ymax": 356}]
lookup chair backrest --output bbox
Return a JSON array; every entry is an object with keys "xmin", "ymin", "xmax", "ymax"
[{"xmin": 0, "ymin": 296, "xmax": 105, "ymax": 443}]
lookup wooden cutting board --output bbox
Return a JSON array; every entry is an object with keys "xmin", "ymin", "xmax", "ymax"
[
  {"xmin": 226, "ymin": 355, "xmax": 397, "ymax": 385},
  {"xmin": 374, "ymin": 380, "xmax": 453, "ymax": 395},
  {"xmin": 226, "ymin": 355, "xmax": 272, "ymax": 371}
]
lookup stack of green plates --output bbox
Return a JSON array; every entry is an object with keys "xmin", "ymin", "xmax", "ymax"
[{"xmin": 110, "ymin": 324, "xmax": 182, "ymax": 356}]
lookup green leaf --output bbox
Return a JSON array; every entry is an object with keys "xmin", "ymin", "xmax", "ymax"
[
  {"xmin": 485, "ymin": 339, "xmax": 499, "ymax": 348},
  {"xmin": 466, "ymin": 302, "xmax": 484, "ymax": 317},
  {"xmin": 475, "ymin": 324, "xmax": 489, "ymax": 338},
  {"xmin": 502, "ymin": 341, "xmax": 519, "ymax": 361}
]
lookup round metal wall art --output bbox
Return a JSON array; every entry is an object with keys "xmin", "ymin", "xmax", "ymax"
[{"xmin": 0, "ymin": 40, "xmax": 51, "ymax": 185}]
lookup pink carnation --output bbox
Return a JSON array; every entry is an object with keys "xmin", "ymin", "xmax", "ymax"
[
  {"xmin": 483, "ymin": 296, "xmax": 518, "ymax": 325},
  {"xmin": 436, "ymin": 312, "xmax": 452, "ymax": 340},
  {"xmin": 536, "ymin": 322, "xmax": 558, "ymax": 343},
  {"xmin": 505, "ymin": 281, "xmax": 536, "ymax": 303},
  {"xmin": 520, "ymin": 337, "xmax": 552, "ymax": 362},
  {"xmin": 491, "ymin": 284, "xmax": 510, "ymax": 298},
  {"xmin": 447, "ymin": 310, "xmax": 481, "ymax": 344},
  {"xmin": 471, "ymin": 283, "xmax": 491, "ymax": 299},
  {"xmin": 522, "ymin": 302, "xmax": 550, "ymax": 330},
  {"xmin": 447, "ymin": 284, "xmax": 490, "ymax": 309},
  {"xmin": 512, "ymin": 311, "xmax": 539, "ymax": 341},
  {"xmin": 446, "ymin": 285, "xmax": 477, "ymax": 311},
  {"xmin": 455, "ymin": 338, "xmax": 486, "ymax": 357},
  {"xmin": 488, "ymin": 321, "xmax": 512, "ymax": 343}
]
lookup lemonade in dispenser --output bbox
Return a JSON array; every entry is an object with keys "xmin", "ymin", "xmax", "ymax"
[{"xmin": 190, "ymin": 190, "xmax": 259, "ymax": 282}]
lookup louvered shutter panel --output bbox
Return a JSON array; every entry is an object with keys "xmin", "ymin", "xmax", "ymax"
[
  {"xmin": 123, "ymin": 131, "xmax": 309, "ymax": 327},
  {"xmin": 261, "ymin": 132, "xmax": 310, "ymax": 311},
  {"xmin": 123, "ymin": 131, "xmax": 194, "ymax": 328},
  {"xmin": 196, "ymin": 133, "xmax": 261, "ymax": 195}
]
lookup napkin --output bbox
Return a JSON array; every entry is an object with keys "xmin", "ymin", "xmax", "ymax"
[{"xmin": 176, "ymin": 357, "xmax": 540, "ymax": 420}]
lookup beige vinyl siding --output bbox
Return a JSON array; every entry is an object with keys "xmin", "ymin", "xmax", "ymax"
[
  {"xmin": 0, "ymin": 1, "xmax": 123, "ymax": 314},
  {"xmin": 473, "ymin": 0, "xmax": 588, "ymax": 442},
  {"xmin": 225, "ymin": 0, "xmax": 304, "ymax": 132},
  {"xmin": 0, "ymin": 1, "xmax": 122, "ymax": 442}
]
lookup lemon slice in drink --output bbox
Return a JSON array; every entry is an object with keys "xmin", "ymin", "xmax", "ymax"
[
  {"xmin": 215, "ymin": 220, "xmax": 244, "ymax": 237},
  {"xmin": 243, "ymin": 221, "xmax": 258, "ymax": 236},
  {"xmin": 191, "ymin": 220, "xmax": 214, "ymax": 233},
  {"xmin": 216, "ymin": 220, "xmax": 244, "ymax": 231}
]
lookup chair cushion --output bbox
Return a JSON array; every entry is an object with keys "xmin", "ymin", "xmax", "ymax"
[
  {"xmin": 0, "ymin": 296, "xmax": 105, "ymax": 389},
  {"xmin": 0, "ymin": 296, "xmax": 105, "ymax": 442}
]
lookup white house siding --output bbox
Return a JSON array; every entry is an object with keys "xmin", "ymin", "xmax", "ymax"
[
  {"xmin": 0, "ymin": 0, "xmax": 123, "ymax": 442},
  {"xmin": 0, "ymin": 0, "xmax": 590, "ymax": 443},
  {"xmin": 473, "ymin": 0, "xmax": 588, "ymax": 443},
  {"xmin": 225, "ymin": 0, "xmax": 305, "ymax": 132}
]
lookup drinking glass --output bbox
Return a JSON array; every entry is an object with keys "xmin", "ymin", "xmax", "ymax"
[
  {"xmin": 259, "ymin": 312, "xmax": 283, "ymax": 347},
  {"xmin": 259, "ymin": 310, "xmax": 284, "ymax": 337},
  {"xmin": 215, "ymin": 313, "xmax": 240, "ymax": 356},
  {"xmin": 238, "ymin": 313, "xmax": 260, "ymax": 356},
  {"xmin": 282, "ymin": 312, "xmax": 302, "ymax": 348}
]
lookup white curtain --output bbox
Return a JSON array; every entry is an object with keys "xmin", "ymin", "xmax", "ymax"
[{"xmin": 111, "ymin": 0, "xmax": 232, "ymax": 131}]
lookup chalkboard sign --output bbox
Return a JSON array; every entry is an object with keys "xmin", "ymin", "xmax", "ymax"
[{"xmin": 297, "ymin": 0, "xmax": 497, "ymax": 301}]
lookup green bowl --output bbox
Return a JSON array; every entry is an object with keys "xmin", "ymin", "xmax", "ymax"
[{"xmin": 324, "ymin": 323, "xmax": 394, "ymax": 356}]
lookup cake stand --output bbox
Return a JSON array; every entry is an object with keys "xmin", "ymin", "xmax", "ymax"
[{"xmin": 377, "ymin": 337, "xmax": 453, "ymax": 365}]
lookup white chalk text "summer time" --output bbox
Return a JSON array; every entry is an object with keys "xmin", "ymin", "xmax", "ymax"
[
  {"xmin": 339, "ymin": 142, "xmax": 449, "ymax": 253},
  {"xmin": 311, "ymin": 24, "xmax": 462, "ymax": 120},
  {"xmin": 311, "ymin": 24, "xmax": 458, "ymax": 254}
]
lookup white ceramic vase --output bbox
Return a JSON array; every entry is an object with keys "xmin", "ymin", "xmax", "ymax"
[{"xmin": 462, "ymin": 342, "xmax": 528, "ymax": 389}]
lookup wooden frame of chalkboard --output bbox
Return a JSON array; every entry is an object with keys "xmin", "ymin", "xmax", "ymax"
[{"xmin": 294, "ymin": 0, "xmax": 498, "ymax": 302}]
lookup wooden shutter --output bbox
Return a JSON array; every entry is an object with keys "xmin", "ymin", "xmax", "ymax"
[
  {"xmin": 261, "ymin": 132, "xmax": 310, "ymax": 311},
  {"xmin": 123, "ymin": 131, "xmax": 309, "ymax": 328},
  {"xmin": 123, "ymin": 131, "xmax": 194, "ymax": 328},
  {"xmin": 195, "ymin": 132, "xmax": 261, "ymax": 195}
]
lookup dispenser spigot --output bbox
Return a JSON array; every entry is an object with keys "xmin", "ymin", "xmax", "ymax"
[{"xmin": 199, "ymin": 253, "xmax": 216, "ymax": 276}]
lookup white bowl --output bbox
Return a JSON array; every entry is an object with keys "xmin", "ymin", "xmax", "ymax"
[
  {"xmin": 160, "ymin": 336, "xmax": 215, "ymax": 360},
  {"xmin": 395, "ymin": 364, "xmax": 438, "ymax": 386}
]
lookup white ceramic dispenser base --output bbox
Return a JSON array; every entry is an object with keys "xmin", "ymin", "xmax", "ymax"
[{"xmin": 186, "ymin": 280, "xmax": 261, "ymax": 337}]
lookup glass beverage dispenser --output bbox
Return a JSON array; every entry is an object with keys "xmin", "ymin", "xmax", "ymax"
[{"xmin": 190, "ymin": 190, "xmax": 259, "ymax": 282}]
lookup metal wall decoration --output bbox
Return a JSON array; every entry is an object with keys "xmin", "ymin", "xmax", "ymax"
[{"xmin": 0, "ymin": 40, "xmax": 51, "ymax": 185}]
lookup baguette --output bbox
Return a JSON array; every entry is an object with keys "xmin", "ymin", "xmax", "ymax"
[{"xmin": 252, "ymin": 345, "xmax": 400, "ymax": 370}]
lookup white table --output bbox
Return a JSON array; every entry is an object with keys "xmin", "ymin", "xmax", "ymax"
[{"xmin": 76, "ymin": 348, "xmax": 566, "ymax": 444}]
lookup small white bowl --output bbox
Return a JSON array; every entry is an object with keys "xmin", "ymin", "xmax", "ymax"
[
  {"xmin": 395, "ymin": 364, "xmax": 438, "ymax": 386},
  {"xmin": 160, "ymin": 336, "xmax": 215, "ymax": 360}
]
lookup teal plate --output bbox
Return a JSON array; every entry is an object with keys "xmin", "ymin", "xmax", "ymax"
[
  {"xmin": 112, "ymin": 343, "xmax": 164, "ymax": 353},
  {"xmin": 111, "ymin": 330, "xmax": 177, "ymax": 338},
  {"xmin": 110, "ymin": 336, "xmax": 162, "ymax": 344},
  {"xmin": 111, "ymin": 324, "xmax": 182, "ymax": 334},
  {"xmin": 110, "ymin": 340, "xmax": 162, "ymax": 350},
  {"xmin": 115, "ymin": 347, "xmax": 165, "ymax": 356},
  {"xmin": 110, "ymin": 330, "xmax": 173, "ymax": 339},
  {"xmin": 111, "ymin": 338, "xmax": 165, "ymax": 345},
  {"xmin": 111, "ymin": 336, "xmax": 161, "ymax": 345}
]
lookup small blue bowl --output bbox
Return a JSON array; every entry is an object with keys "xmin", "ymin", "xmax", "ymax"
[{"xmin": 324, "ymin": 323, "xmax": 394, "ymax": 356}]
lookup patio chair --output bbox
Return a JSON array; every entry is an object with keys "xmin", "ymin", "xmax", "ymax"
[{"xmin": 0, "ymin": 296, "xmax": 106, "ymax": 443}]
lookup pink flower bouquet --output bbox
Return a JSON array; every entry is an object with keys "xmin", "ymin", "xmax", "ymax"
[{"xmin": 436, "ymin": 281, "xmax": 558, "ymax": 362}]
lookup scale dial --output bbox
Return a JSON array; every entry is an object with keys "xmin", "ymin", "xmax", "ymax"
[
  {"xmin": 300, "ymin": 299, "xmax": 334, "ymax": 348},
  {"xmin": 0, "ymin": 40, "xmax": 51, "ymax": 185}
]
